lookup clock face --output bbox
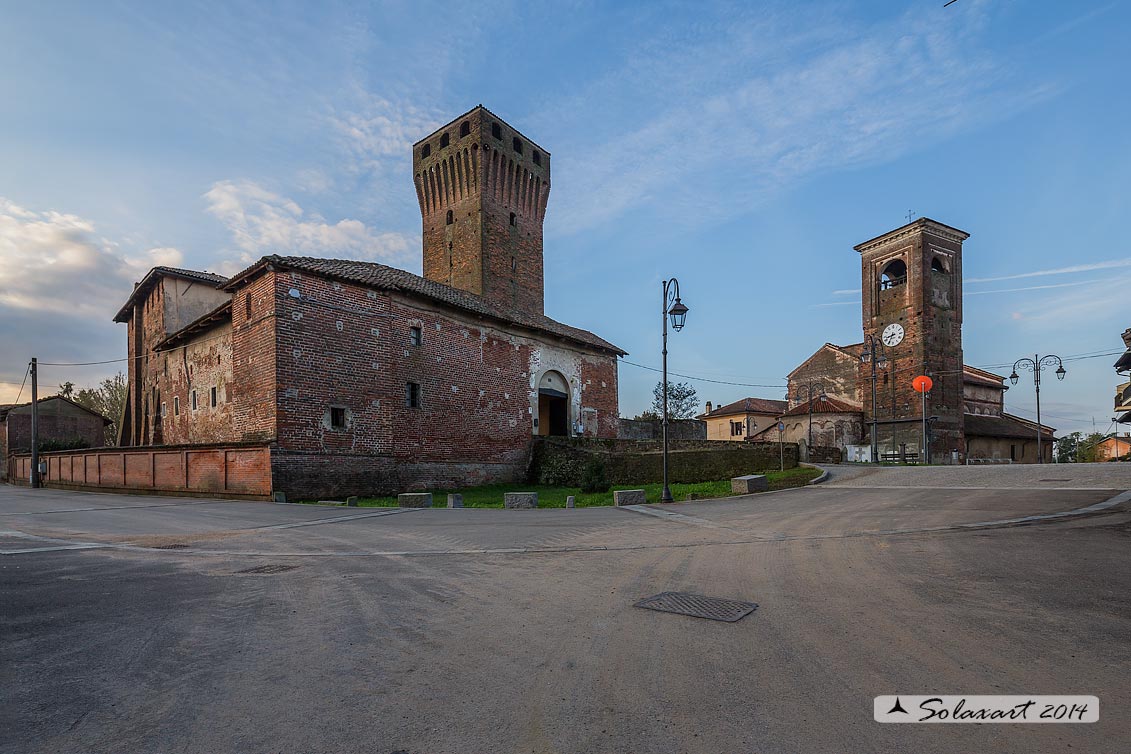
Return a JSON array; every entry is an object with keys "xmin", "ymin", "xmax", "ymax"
[{"xmin": 882, "ymin": 323, "xmax": 905, "ymax": 347}]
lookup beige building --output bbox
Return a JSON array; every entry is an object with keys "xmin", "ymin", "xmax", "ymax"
[
  {"xmin": 698, "ymin": 398, "xmax": 788, "ymax": 441},
  {"xmin": 1092, "ymin": 434, "xmax": 1130, "ymax": 462}
]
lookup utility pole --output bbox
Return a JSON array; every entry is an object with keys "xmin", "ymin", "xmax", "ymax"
[{"xmin": 30, "ymin": 357, "xmax": 40, "ymax": 488}]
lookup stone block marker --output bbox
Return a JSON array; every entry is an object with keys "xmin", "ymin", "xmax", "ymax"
[
  {"xmin": 613, "ymin": 489, "xmax": 647, "ymax": 506},
  {"xmin": 448, "ymin": 494, "xmax": 463, "ymax": 508},
  {"xmin": 398, "ymin": 492, "xmax": 433, "ymax": 508},
  {"xmin": 273, "ymin": 492, "xmax": 287, "ymax": 504},
  {"xmin": 566, "ymin": 495, "xmax": 575, "ymax": 509},
  {"xmin": 346, "ymin": 496, "xmax": 359, "ymax": 507},
  {"xmin": 732, "ymin": 475, "xmax": 769, "ymax": 494},
  {"xmin": 504, "ymin": 492, "xmax": 538, "ymax": 509}
]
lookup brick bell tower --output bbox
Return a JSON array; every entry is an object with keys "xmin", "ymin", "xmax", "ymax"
[
  {"xmin": 413, "ymin": 105, "xmax": 550, "ymax": 316},
  {"xmin": 855, "ymin": 218, "xmax": 969, "ymax": 461}
]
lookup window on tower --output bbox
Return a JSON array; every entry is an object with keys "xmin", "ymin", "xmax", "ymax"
[
  {"xmin": 931, "ymin": 256, "xmax": 948, "ymax": 274},
  {"xmin": 532, "ymin": 150, "xmax": 542, "ymax": 166},
  {"xmin": 459, "ymin": 121, "xmax": 471, "ymax": 138},
  {"xmin": 509, "ymin": 212, "xmax": 516, "ymax": 226},
  {"xmin": 879, "ymin": 259, "xmax": 907, "ymax": 290},
  {"xmin": 491, "ymin": 122, "xmax": 502, "ymax": 140},
  {"xmin": 439, "ymin": 132, "xmax": 450, "ymax": 148},
  {"xmin": 512, "ymin": 137, "xmax": 523, "ymax": 154},
  {"xmin": 420, "ymin": 143, "xmax": 431, "ymax": 159},
  {"xmin": 446, "ymin": 210, "xmax": 453, "ymax": 225}
]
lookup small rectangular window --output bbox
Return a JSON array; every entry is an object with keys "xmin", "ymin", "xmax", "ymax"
[
  {"xmin": 410, "ymin": 326, "xmax": 423, "ymax": 346},
  {"xmin": 405, "ymin": 382, "xmax": 421, "ymax": 408},
  {"xmin": 245, "ymin": 293, "xmax": 252, "ymax": 319},
  {"xmin": 1010, "ymin": 444, "xmax": 1017, "ymax": 461},
  {"xmin": 161, "ymin": 402, "xmax": 167, "ymax": 418},
  {"xmin": 174, "ymin": 397, "xmax": 180, "ymax": 416},
  {"xmin": 330, "ymin": 406, "xmax": 346, "ymax": 430},
  {"xmin": 191, "ymin": 391, "xmax": 197, "ymax": 411},
  {"xmin": 210, "ymin": 387, "xmax": 218, "ymax": 408}
]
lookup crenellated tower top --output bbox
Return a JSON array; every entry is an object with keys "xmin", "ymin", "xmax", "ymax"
[{"xmin": 414, "ymin": 105, "xmax": 550, "ymax": 316}]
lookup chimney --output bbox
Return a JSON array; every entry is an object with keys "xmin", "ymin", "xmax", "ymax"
[{"xmin": 705, "ymin": 401, "xmax": 713, "ymax": 414}]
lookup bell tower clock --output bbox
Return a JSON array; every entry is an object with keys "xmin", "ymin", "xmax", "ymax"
[{"xmin": 855, "ymin": 218, "xmax": 969, "ymax": 461}]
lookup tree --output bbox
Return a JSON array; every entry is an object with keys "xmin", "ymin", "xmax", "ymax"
[
  {"xmin": 650, "ymin": 381, "xmax": 699, "ymax": 420},
  {"xmin": 58, "ymin": 373, "xmax": 127, "ymax": 447},
  {"xmin": 1055, "ymin": 432, "xmax": 1082, "ymax": 463},
  {"xmin": 1076, "ymin": 432, "xmax": 1109, "ymax": 463}
]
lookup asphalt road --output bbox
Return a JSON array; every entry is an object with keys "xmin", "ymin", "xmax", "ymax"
[{"xmin": 3, "ymin": 479, "xmax": 1130, "ymax": 753}]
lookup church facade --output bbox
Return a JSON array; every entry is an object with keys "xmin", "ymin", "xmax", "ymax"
[
  {"xmin": 113, "ymin": 106, "xmax": 624, "ymax": 497},
  {"xmin": 758, "ymin": 218, "xmax": 1054, "ymax": 463}
]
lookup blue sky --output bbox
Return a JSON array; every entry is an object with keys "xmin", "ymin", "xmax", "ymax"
[{"xmin": 1, "ymin": 0, "xmax": 1128, "ymax": 437}]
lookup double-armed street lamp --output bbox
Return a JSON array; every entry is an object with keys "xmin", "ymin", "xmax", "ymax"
[
  {"xmin": 793, "ymin": 381, "xmax": 827, "ymax": 453},
  {"xmin": 661, "ymin": 278, "xmax": 690, "ymax": 504},
  {"xmin": 859, "ymin": 334, "xmax": 889, "ymax": 464},
  {"xmin": 1009, "ymin": 354, "xmax": 1066, "ymax": 464}
]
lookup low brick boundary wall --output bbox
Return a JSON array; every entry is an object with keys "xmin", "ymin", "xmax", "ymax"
[
  {"xmin": 7, "ymin": 443, "xmax": 273, "ymax": 500},
  {"xmin": 530, "ymin": 438, "xmax": 799, "ymax": 487}
]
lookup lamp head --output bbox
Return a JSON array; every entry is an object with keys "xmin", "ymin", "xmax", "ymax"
[
  {"xmin": 1009, "ymin": 371, "xmax": 1019, "ymax": 385},
  {"xmin": 668, "ymin": 298, "xmax": 689, "ymax": 331},
  {"xmin": 1056, "ymin": 365, "xmax": 1066, "ymax": 381}
]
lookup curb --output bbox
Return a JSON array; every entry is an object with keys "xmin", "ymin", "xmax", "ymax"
[{"xmin": 802, "ymin": 463, "xmax": 829, "ymax": 485}]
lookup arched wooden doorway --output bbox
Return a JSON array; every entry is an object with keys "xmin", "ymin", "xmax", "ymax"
[{"xmin": 537, "ymin": 371, "xmax": 570, "ymax": 436}]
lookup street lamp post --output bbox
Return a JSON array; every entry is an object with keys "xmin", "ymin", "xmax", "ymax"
[
  {"xmin": 661, "ymin": 278, "xmax": 689, "ymax": 504},
  {"xmin": 1009, "ymin": 354, "xmax": 1066, "ymax": 464},
  {"xmin": 794, "ymin": 381, "xmax": 827, "ymax": 455},
  {"xmin": 859, "ymin": 335, "xmax": 889, "ymax": 464}
]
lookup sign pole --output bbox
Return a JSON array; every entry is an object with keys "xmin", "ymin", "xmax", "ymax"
[{"xmin": 778, "ymin": 421, "xmax": 785, "ymax": 471}]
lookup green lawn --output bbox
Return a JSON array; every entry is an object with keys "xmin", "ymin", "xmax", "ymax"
[{"xmin": 326, "ymin": 466, "xmax": 822, "ymax": 508}]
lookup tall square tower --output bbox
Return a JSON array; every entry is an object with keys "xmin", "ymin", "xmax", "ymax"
[
  {"xmin": 413, "ymin": 105, "xmax": 550, "ymax": 316},
  {"xmin": 855, "ymin": 218, "xmax": 969, "ymax": 459}
]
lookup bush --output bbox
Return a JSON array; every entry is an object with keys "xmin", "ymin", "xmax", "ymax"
[
  {"xmin": 38, "ymin": 437, "xmax": 90, "ymax": 452},
  {"xmin": 579, "ymin": 459, "xmax": 610, "ymax": 493}
]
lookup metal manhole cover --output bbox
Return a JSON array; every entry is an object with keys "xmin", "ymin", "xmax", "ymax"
[
  {"xmin": 634, "ymin": 592, "xmax": 757, "ymax": 622},
  {"xmin": 152, "ymin": 543, "xmax": 190, "ymax": 550},
  {"xmin": 235, "ymin": 564, "xmax": 299, "ymax": 575}
]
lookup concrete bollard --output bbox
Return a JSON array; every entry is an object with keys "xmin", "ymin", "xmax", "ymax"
[
  {"xmin": 613, "ymin": 489, "xmax": 647, "ymax": 506},
  {"xmin": 566, "ymin": 495, "xmax": 575, "ymax": 509},
  {"xmin": 346, "ymin": 496, "xmax": 359, "ymax": 507},
  {"xmin": 731, "ymin": 475, "xmax": 769, "ymax": 494},
  {"xmin": 447, "ymin": 493, "xmax": 463, "ymax": 508},
  {"xmin": 398, "ymin": 492, "xmax": 433, "ymax": 508},
  {"xmin": 273, "ymin": 491, "xmax": 287, "ymax": 504},
  {"xmin": 504, "ymin": 492, "xmax": 538, "ymax": 509}
]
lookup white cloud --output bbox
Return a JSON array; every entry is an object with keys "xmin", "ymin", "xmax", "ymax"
[
  {"xmin": 0, "ymin": 198, "xmax": 183, "ymax": 317},
  {"xmin": 328, "ymin": 91, "xmax": 442, "ymax": 169},
  {"xmin": 965, "ymin": 280, "xmax": 1097, "ymax": 295},
  {"xmin": 543, "ymin": 4, "xmax": 1051, "ymax": 232},
  {"xmin": 203, "ymin": 180, "xmax": 416, "ymax": 266},
  {"xmin": 966, "ymin": 259, "xmax": 1131, "ymax": 284}
]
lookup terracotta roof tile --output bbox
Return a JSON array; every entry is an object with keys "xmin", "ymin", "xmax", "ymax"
[
  {"xmin": 781, "ymin": 396, "xmax": 861, "ymax": 416},
  {"xmin": 227, "ymin": 256, "xmax": 626, "ymax": 355},
  {"xmin": 700, "ymin": 397, "xmax": 788, "ymax": 419}
]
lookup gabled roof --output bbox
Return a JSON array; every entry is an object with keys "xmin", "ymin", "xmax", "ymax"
[
  {"xmin": 114, "ymin": 266, "xmax": 227, "ymax": 323},
  {"xmin": 781, "ymin": 396, "xmax": 861, "ymax": 416},
  {"xmin": 963, "ymin": 365, "xmax": 1007, "ymax": 389},
  {"xmin": 698, "ymin": 397, "xmax": 788, "ymax": 420},
  {"xmin": 787, "ymin": 342, "xmax": 863, "ymax": 379},
  {"xmin": 1115, "ymin": 349, "xmax": 1131, "ymax": 373},
  {"xmin": 0, "ymin": 395, "xmax": 112, "ymax": 424},
  {"xmin": 964, "ymin": 412, "xmax": 1054, "ymax": 440},
  {"xmin": 225, "ymin": 255, "xmax": 626, "ymax": 356}
]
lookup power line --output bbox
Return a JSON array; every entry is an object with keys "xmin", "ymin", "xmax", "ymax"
[{"xmin": 13, "ymin": 362, "xmax": 30, "ymax": 405}]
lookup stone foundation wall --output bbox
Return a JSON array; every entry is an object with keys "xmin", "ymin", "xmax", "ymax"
[{"xmin": 529, "ymin": 437, "xmax": 798, "ymax": 487}]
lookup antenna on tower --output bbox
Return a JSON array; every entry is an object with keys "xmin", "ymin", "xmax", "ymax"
[{"xmin": 906, "ymin": 210, "xmax": 916, "ymax": 223}]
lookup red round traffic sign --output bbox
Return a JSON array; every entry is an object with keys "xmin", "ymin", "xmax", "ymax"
[{"xmin": 912, "ymin": 375, "xmax": 933, "ymax": 393}]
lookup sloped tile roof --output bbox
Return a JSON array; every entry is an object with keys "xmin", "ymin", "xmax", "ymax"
[
  {"xmin": 964, "ymin": 412, "xmax": 1054, "ymax": 440},
  {"xmin": 700, "ymin": 397, "xmax": 788, "ymax": 419},
  {"xmin": 226, "ymin": 256, "xmax": 626, "ymax": 355},
  {"xmin": 781, "ymin": 395, "xmax": 861, "ymax": 416},
  {"xmin": 114, "ymin": 266, "xmax": 228, "ymax": 322}
]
